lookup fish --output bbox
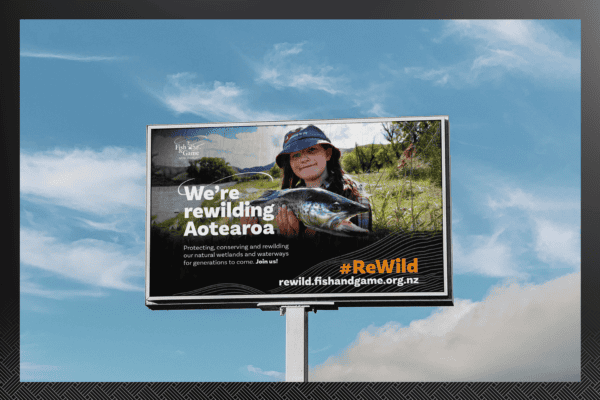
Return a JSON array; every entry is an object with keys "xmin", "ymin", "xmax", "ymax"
[{"xmin": 249, "ymin": 187, "xmax": 369, "ymax": 236}]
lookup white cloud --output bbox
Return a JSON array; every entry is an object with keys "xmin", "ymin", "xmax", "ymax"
[
  {"xmin": 20, "ymin": 50, "xmax": 123, "ymax": 62},
  {"xmin": 484, "ymin": 185, "xmax": 580, "ymax": 270},
  {"xmin": 154, "ymin": 72, "xmax": 287, "ymax": 122},
  {"xmin": 20, "ymin": 228, "xmax": 144, "ymax": 292},
  {"xmin": 184, "ymin": 126, "xmax": 291, "ymax": 169},
  {"xmin": 273, "ymin": 42, "xmax": 305, "ymax": 57},
  {"xmin": 311, "ymin": 272, "xmax": 580, "ymax": 381},
  {"xmin": 77, "ymin": 218, "xmax": 126, "ymax": 233},
  {"xmin": 471, "ymin": 49, "xmax": 528, "ymax": 71},
  {"xmin": 20, "ymin": 278, "xmax": 105, "ymax": 300},
  {"xmin": 488, "ymin": 188, "xmax": 579, "ymax": 213},
  {"xmin": 405, "ymin": 20, "xmax": 580, "ymax": 87},
  {"xmin": 247, "ymin": 365, "xmax": 284, "ymax": 380},
  {"xmin": 20, "ymin": 147, "xmax": 145, "ymax": 215},
  {"xmin": 452, "ymin": 229, "xmax": 524, "ymax": 277},
  {"xmin": 404, "ymin": 67, "xmax": 451, "ymax": 86},
  {"xmin": 533, "ymin": 219, "xmax": 580, "ymax": 267},
  {"xmin": 349, "ymin": 81, "xmax": 396, "ymax": 119},
  {"xmin": 255, "ymin": 42, "xmax": 345, "ymax": 95},
  {"xmin": 310, "ymin": 345, "xmax": 332, "ymax": 354},
  {"xmin": 368, "ymin": 103, "xmax": 388, "ymax": 117},
  {"xmin": 322, "ymin": 122, "xmax": 388, "ymax": 149},
  {"xmin": 452, "ymin": 164, "xmax": 580, "ymax": 276}
]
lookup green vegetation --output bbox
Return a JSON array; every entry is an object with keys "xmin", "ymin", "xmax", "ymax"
[
  {"xmin": 268, "ymin": 163, "xmax": 281, "ymax": 179},
  {"xmin": 383, "ymin": 120, "xmax": 443, "ymax": 187},
  {"xmin": 342, "ymin": 143, "xmax": 395, "ymax": 173},
  {"xmin": 186, "ymin": 157, "xmax": 238, "ymax": 184},
  {"xmin": 343, "ymin": 120, "xmax": 443, "ymax": 187},
  {"xmin": 354, "ymin": 166, "xmax": 444, "ymax": 235}
]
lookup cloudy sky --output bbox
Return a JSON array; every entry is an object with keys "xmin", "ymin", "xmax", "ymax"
[{"xmin": 20, "ymin": 20, "xmax": 580, "ymax": 381}]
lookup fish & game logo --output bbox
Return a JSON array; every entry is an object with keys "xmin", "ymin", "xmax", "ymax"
[{"xmin": 174, "ymin": 137, "xmax": 207, "ymax": 160}]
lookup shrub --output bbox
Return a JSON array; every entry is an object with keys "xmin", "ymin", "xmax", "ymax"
[
  {"xmin": 186, "ymin": 157, "xmax": 238, "ymax": 184},
  {"xmin": 268, "ymin": 163, "xmax": 281, "ymax": 179},
  {"xmin": 341, "ymin": 151, "xmax": 360, "ymax": 173}
]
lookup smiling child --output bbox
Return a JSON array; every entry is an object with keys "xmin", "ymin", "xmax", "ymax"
[{"xmin": 242, "ymin": 125, "xmax": 371, "ymax": 237}]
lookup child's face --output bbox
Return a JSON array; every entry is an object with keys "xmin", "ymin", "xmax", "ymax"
[{"xmin": 290, "ymin": 144, "xmax": 332, "ymax": 183}]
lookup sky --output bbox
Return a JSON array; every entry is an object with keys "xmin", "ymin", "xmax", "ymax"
[{"xmin": 19, "ymin": 20, "xmax": 581, "ymax": 382}]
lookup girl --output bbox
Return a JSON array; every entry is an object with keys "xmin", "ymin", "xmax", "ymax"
[{"xmin": 243, "ymin": 125, "xmax": 371, "ymax": 237}]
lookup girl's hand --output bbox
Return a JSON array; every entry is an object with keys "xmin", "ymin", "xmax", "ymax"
[
  {"xmin": 240, "ymin": 216, "xmax": 259, "ymax": 235},
  {"xmin": 276, "ymin": 205, "xmax": 315, "ymax": 237}
]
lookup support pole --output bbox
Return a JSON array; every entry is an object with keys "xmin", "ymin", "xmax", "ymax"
[
  {"xmin": 281, "ymin": 305, "xmax": 309, "ymax": 382},
  {"xmin": 257, "ymin": 302, "xmax": 336, "ymax": 383}
]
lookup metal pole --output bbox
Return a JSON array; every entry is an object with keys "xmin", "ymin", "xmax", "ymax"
[
  {"xmin": 258, "ymin": 302, "xmax": 336, "ymax": 383},
  {"xmin": 281, "ymin": 305, "xmax": 309, "ymax": 382}
]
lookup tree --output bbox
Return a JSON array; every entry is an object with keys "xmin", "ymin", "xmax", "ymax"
[
  {"xmin": 382, "ymin": 122, "xmax": 410, "ymax": 158},
  {"xmin": 354, "ymin": 142, "xmax": 382, "ymax": 173},
  {"xmin": 375, "ymin": 145, "xmax": 397, "ymax": 168},
  {"xmin": 268, "ymin": 163, "xmax": 281, "ymax": 179},
  {"xmin": 413, "ymin": 121, "xmax": 442, "ymax": 186},
  {"xmin": 383, "ymin": 120, "xmax": 442, "ymax": 186},
  {"xmin": 186, "ymin": 157, "xmax": 238, "ymax": 184},
  {"xmin": 342, "ymin": 143, "xmax": 395, "ymax": 173},
  {"xmin": 341, "ymin": 150, "xmax": 360, "ymax": 173}
]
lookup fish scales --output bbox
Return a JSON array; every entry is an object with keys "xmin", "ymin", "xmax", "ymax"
[{"xmin": 249, "ymin": 187, "xmax": 369, "ymax": 236}]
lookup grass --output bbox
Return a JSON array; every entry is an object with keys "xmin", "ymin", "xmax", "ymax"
[{"xmin": 354, "ymin": 160, "xmax": 443, "ymax": 235}]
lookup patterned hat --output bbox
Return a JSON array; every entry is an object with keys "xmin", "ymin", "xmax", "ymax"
[{"xmin": 275, "ymin": 125, "xmax": 340, "ymax": 168}]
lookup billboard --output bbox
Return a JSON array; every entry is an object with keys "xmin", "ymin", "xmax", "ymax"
[{"xmin": 146, "ymin": 117, "xmax": 452, "ymax": 309}]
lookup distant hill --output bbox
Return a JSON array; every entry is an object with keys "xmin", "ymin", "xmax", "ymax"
[
  {"xmin": 233, "ymin": 162, "xmax": 276, "ymax": 175},
  {"xmin": 152, "ymin": 158, "xmax": 280, "ymax": 188}
]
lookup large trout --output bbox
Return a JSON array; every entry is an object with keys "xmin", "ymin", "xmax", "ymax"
[{"xmin": 249, "ymin": 187, "xmax": 369, "ymax": 236}]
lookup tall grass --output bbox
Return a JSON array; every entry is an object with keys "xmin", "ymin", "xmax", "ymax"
[{"xmin": 357, "ymin": 158, "xmax": 443, "ymax": 235}]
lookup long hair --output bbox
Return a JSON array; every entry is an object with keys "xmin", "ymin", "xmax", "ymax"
[{"xmin": 280, "ymin": 144, "xmax": 360, "ymax": 199}]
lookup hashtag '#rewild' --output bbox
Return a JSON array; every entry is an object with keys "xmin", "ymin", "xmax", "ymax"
[{"xmin": 340, "ymin": 264, "xmax": 351, "ymax": 274}]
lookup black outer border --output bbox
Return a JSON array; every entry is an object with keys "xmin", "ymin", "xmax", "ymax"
[
  {"xmin": 145, "ymin": 116, "xmax": 453, "ymax": 310},
  {"xmin": 4, "ymin": 1, "xmax": 598, "ymax": 398}
]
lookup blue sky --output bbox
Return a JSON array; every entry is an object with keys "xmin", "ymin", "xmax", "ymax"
[{"xmin": 20, "ymin": 20, "xmax": 580, "ymax": 381}]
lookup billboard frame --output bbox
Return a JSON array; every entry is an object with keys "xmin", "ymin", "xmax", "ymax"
[{"xmin": 146, "ymin": 116, "xmax": 453, "ymax": 310}]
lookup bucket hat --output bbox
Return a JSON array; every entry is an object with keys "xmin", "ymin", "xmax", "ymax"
[{"xmin": 275, "ymin": 125, "xmax": 341, "ymax": 168}]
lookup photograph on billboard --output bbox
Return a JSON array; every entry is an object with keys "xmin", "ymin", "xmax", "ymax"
[{"xmin": 146, "ymin": 117, "xmax": 451, "ymax": 309}]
